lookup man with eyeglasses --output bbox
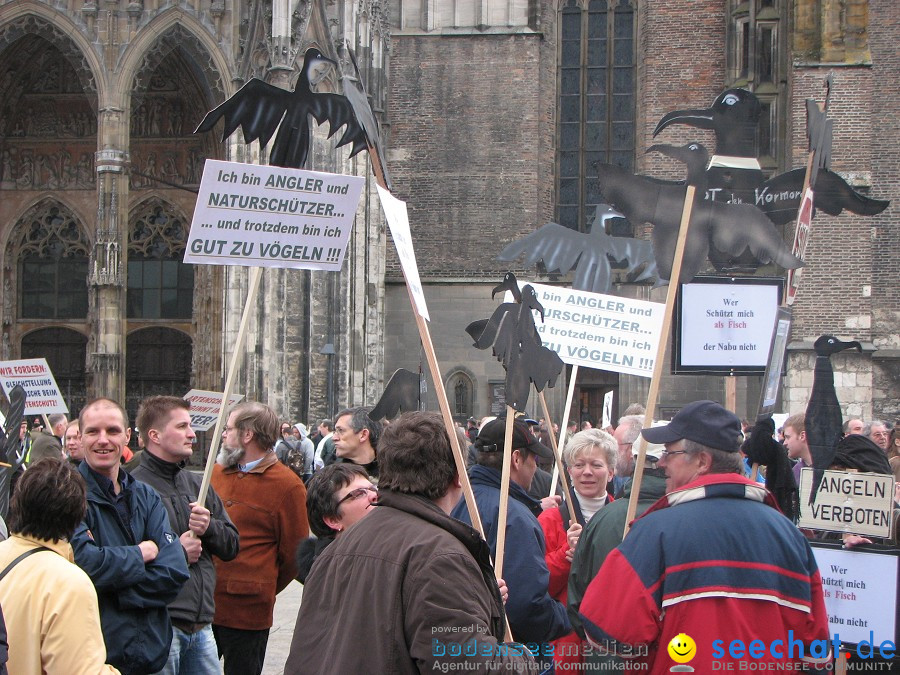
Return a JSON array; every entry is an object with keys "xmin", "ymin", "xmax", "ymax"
[
  {"xmin": 578, "ymin": 400, "xmax": 830, "ymax": 673},
  {"xmin": 211, "ymin": 401, "xmax": 309, "ymax": 675},
  {"xmin": 332, "ymin": 407, "xmax": 380, "ymax": 478},
  {"xmin": 286, "ymin": 411, "xmax": 535, "ymax": 673}
]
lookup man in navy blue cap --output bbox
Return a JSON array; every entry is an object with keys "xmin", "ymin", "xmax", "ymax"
[
  {"xmin": 578, "ymin": 401, "xmax": 831, "ymax": 673},
  {"xmin": 452, "ymin": 417, "xmax": 570, "ymax": 670}
]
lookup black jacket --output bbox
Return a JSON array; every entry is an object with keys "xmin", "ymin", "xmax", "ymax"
[{"xmin": 131, "ymin": 451, "xmax": 239, "ymax": 624}]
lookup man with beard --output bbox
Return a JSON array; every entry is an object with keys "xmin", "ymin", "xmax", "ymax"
[{"xmin": 211, "ymin": 401, "xmax": 309, "ymax": 675}]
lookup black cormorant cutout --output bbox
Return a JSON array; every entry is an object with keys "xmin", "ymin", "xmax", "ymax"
[
  {"xmin": 466, "ymin": 272, "xmax": 563, "ymax": 411},
  {"xmin": 652, "ymin": 88, "xmax": 888, "ymax": 225},
  {"xmin": 805, "ymin": 335, "xmax": 862, "ymax": 504},
  {"xmin": 196, "ymin": 48, "xmax": 380, "ymax": 172},
  {"xmin": 598, "ymin": 142, "xmax": 803, "ymax": 284},
  {"xmin": 496, "ymin": 205, "xmax": 658, "ymax": 293},
  {"xmin": 0, "ymin": 385, "xmax": 26, "ymax": 519},
  {"xmin": 369, "ymin": 369, "xmax": 423, "ymax": 421}
]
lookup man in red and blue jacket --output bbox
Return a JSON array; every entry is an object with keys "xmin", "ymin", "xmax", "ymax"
[{"xmin": 579, "ymin": 401, "xmax": 831, "ymax": 674}]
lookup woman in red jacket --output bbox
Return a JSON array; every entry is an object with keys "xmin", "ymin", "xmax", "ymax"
[{"xmin": 538, "ymin": 428, "xmax": 618, "ymax": 670}]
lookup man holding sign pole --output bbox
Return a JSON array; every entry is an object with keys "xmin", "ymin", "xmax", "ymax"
[{"xmin": 451, "ymin": 417, "xmax": 570, "ymax": 669}]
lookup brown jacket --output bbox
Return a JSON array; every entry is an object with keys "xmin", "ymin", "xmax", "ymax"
[
  {"xmin": 211, "ymin": 452, "xmax": 308, "ymax": 630},
  {"xmin": 285, "ymin": 490, "xmax": 536, "ymax": 674}
]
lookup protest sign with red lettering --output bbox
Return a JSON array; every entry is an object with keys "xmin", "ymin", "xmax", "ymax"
[{"xmin": 0, "ymin": 358, "xmax": 68, "ymax": 415}]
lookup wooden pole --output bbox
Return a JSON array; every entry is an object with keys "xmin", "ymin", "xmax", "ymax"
[
  {"xmin": 411, "ymin": 306, "xmax": 485, "ymax": 537},
  {"xmin": 494, "ymin": 407, "xmax": 516, "ymax": 578},
  {"xmin": 550, "ymin": 365, "xmax": 579, "ymax": 496},
  {"xmin": 624, "ymin": 185, "xmax": 696, "ymax": 536},
  {"xmin": 725, "ymin": 375, "xmax": 737, "ymax": 412},
  {"xmin": 196, "ymin": 266, "xmax": 263, "ymax": 506},
  {"xmin": 539, "ymin": 391, "xmax": 581, "ymax": 526}
]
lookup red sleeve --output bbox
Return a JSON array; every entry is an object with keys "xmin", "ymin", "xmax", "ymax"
[
  {"xmin": 580, "ymin": 548, "xmax": 661, "ymax": 650},
  {"xmin": 538, "ymin": 506, "xmax": 571, "ymax": 600}
]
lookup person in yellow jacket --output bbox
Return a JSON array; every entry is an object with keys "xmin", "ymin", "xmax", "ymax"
[{"xmin": 0, "ymin": 458, "xmax": 119, "ymax": 674}]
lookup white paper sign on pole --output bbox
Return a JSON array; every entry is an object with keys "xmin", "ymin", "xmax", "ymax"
[
  {"xmin": 376, "ymin": 186, "xmax": 429, "ymax": 321},
  {"xmin": 511, "ymin": 282, "xmax": 665, "ymax": 378},
  {"xmin": 680, "ymin": 282, "xmax": 780, "ymax": 368},
  {"xmin": 601, "ymin": 390, "xmax": 613, "ymax": 429},
  {"xmin": 798, "ymin": 469, "xmax": 894, "ymax": 538},
  {"xmin": 811, "ymin": 543, "xmax": 898, "ymax": 647},
  {"xmin": 0, "ymin": 358, "xmax": 68, "ymax": 415},
  {"xmin": 185, "ymin": 160, "xmax": 364, "ymax": 271},
  {"xmin": 183, "ymin": 389, "xmax": 246, "ymax": 431}
]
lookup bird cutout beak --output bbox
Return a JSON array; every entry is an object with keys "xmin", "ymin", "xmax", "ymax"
[
  {"xmin": 653, "ymin": 108, "xmax": 715, "ymax": 137},
  {"xmin": 837, "ymin": 340, "xmax": 863, "ymax": 354},
  {"xmin": 646, "ymin": 143, "xmax": 687, "ymax": 162}
]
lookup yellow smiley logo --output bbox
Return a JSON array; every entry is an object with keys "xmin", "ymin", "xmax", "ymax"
[{"xmin": 667, "ymin": 633, "xmax": 696, "ymax": 664}]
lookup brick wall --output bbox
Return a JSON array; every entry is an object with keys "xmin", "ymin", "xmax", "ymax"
[{"xmin": 386, "ymin": 33, "xmax": 550, "ymax": 280}]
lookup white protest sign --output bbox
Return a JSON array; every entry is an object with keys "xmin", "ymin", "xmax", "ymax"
[
  {"xmin": 185, "ymin": 160, "xmax": 364, "ymax": 271},
  {"xmin": 680, "ymin": 281, "xmax": 779, "ymax": 368},
  {"xmin": 811, "ymin": 543, "xmax": 898, "ymax": 647},
  {"xmin": 183, "ymin": 389, "xmax": 246, "ymax": 431},
  {"xmin": 511, "ymin": 283, "xmax": 665, "ymax": 378},
  {"xmin": 798, "ymin": 469, "xmax": 894, "ymax": 538},
  {"xmin": 376, "ymin": 186, "xmax": 429, "ymax": 321},
  {"xmin": 0, "ymin": 358, "xmax": 68, "ymax": 415},
  {"xmin": 601, "ymin": 391, "xmax": 613, "ymax": 429}
]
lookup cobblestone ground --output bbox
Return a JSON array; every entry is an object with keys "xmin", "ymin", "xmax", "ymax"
[{"xmin": 261, "ymin": 580, "xmax": 304, "ymax": 675}]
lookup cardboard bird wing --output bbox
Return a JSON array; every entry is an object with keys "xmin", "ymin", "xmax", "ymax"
[
  {"xmin": 497, "ymin": 223, "xmax": 587, "ymax": 275},
  {"xmin": 195, "ymin": 78, "xmax": 292, "ymax": 149},
  {"xmin": 369, "ymin": 369, "xmax": 423, "ymax": 421},
  {"xmin": 339, "ymin": 48, "xmax": 393, "ymax": 190},
  {"xmin": 598, "ymin": 234, "xmax": 659, "ymax": 288},
  {"xmin": 309, "ymin": 92, "xmax": 370, "ymax": 159},
  {"xmin": 755, "ymin": 168, "xmax": 890, "ymax": 226}
]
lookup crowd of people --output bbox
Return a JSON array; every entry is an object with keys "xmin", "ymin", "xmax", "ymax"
[{"xmin": 0, "ymin": 395, "xmax": 897, "ymax": 674}]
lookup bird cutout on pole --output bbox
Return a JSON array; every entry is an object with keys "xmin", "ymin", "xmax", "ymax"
[
  {"xmin": 651, "ymin": 88, "xmax": 888, "ymax": 226},
  {"xmin": 368, "ymin": 368, "xmax": 424, "ymax": 422},
  {"xmin": 339, "ymin": 44, "xmax": 392, "ymax": 191},
  {"xmin": 465, "ymin": 272, "xmax": 564, "ymax": 412},
  {"xmin": 0, "ymin": 385, "xmax": 26, "ymax": 519},
  {"xmin": 496, "ymin": 204, "xmax": 658, "ymax": 293},
  {"xmin": 196, "ymin": 48, "xmax": 385, "ymax": 174},
  {"xmin": 598, "ymin": 142, "xmax": 803, "ymax": 284},
  {"xmin": 804, "ymin": 335, "xmax": 862, "ymax": 506}
]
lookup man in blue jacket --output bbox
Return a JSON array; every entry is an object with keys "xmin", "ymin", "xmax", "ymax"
[
  {"xmin": 71, "ymin": 398, "xmax": 189, "ymax": 675},
  {"xmin": 451, "ymin": 417, "xmax": 571, "ymax": 669}
]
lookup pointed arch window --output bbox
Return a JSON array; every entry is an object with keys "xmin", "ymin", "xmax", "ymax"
[
  {"xmin": 127, "ymin": 201, "xmax": 194, "ymax": 319},
  {"xmin": 15, "ymin": 202, "xmax": 89, "ymax": 319},
  {"xmin": 448, "ymin": 371, "xmax": 474, "ymax": 420},
  {"xmin": 557, "ymin": 0, "xmax": 635, "ymax": 232}
]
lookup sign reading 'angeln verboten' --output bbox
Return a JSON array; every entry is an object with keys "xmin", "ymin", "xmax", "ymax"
[
  {"xmin": 185, "ymin": 160, "xmax": 364, "ymax": 271},
  {"xmin": 799, "ymin": 468, "xmax": 894, "ymax": 538}
]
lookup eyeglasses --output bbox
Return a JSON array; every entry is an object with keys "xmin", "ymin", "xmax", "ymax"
[
  {"xmin": 661, "ymin": 450, "xmax": 689, "ymax": 459},
  {"xmin": 337, "ymin": 485, "xmax": 378, "ymax": 506}
]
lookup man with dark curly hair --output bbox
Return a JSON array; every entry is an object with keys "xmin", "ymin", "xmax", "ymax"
[{"xmin": 285, "ymin": 411, "xmax": 536, "ymax": 674}]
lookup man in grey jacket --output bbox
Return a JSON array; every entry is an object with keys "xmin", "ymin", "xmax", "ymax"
[{"xmin": 132, "ymin": 395, "xmax": 239, "ymax": 674}]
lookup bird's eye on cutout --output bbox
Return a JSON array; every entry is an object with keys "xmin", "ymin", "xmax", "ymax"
[{"xmin": 723, "ymin": 94, "xmax": 739, "ymax": 106}]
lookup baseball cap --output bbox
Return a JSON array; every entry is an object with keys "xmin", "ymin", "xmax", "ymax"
[
  {"xmin": 475, "ymin": 417, "xmax": 554, "ymax": 460},
  {"xmin": 641, "ymin": 400, "xmax": 742, "ymax": 453}
]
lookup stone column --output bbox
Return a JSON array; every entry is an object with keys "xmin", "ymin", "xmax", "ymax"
[{"xmin": 88, "ymin": 112, "xmax": 129, "ymax": 401}]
